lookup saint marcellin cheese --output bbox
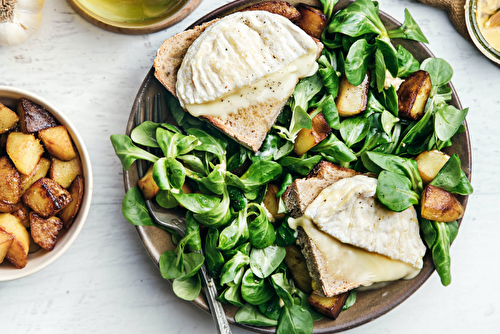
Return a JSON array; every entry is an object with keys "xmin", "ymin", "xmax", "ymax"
[
  {"xmin": 289, "ymin": 175, "xmax": 426, "ymax": 288},
  {"xmin": 175, "ymin": 11, "xmax": 319, "ymax": 119}
]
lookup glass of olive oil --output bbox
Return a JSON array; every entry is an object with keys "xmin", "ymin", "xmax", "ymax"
[{"xmin": 68, "ymin": 0, "xmax": 193, "ymax": 33}]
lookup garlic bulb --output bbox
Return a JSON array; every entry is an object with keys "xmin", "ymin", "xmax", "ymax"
[{"xmin": 0, "ymin": 0, "xmax": 44, "ymax": 46}]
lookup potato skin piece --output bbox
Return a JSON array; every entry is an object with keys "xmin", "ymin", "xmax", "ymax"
[
  {"xmin": 23, "ymin": 177, "xmax": 72, "ymax": 218},
  {"xmin": 17, "ymin": 98, "xmax": 57, "ymax": 134},
  {"xmin": 294, "ymin": 4, "xmax": 327, "ymax": 39},
  {"xmin": 284, "ymin": 245, "xmax": 313, "ymax": 294},
  {"xmin": 242, "ymin": 1, "xmax": 301, "ymax": 21},
  {"xmin": 6, "ymin": 132, "xmax": 44, "ymax": 175},
  {"xmin": 0, "ymin": 156, "xmax": 21, "ymax": 205},
  {"xmin": 30, "ymin": 212, "xmax": 63, "ymax": 251},
  {"xmin": 397, "ymin": 70, "xmax": 432, "ymax": 121},
  {"xmin": 421, "ymin": 185, "xmax": 464, "ymax": 222},
  {"xmin": 294, "ymin": 112, "xmax": 332, "ymax": 156},
  {"xmin": 308, "ymin": 292, "xmax": 349, "ymax": 319},
  {"xmin": 58, "ymin": 175, "xmax": 84, "ymax": 229},
  {"xmin": 38, "ymin": 126, "xmax": 77, "ymax": 161},
  {"xmin": 0, "ymin": 213, "xmax": 29, "ymax": 268},
  {"xmin": 11, "ymin": 202, "xmax": 30, "ymax": 229},
  {"xmin": 0, "ymin": 103, "xmax": 19, "ymax": 134},
  {"xmin": 336, "ymin": 73, "xmax": 370, "ymax": 117}
]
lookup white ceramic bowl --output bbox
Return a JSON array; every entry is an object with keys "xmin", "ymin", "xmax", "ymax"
[{"xmin": 0, "ymin": 86, "xmax": 93, "ymax": 281}]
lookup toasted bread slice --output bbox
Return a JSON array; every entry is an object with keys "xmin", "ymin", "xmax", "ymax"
[
  {"xmin": 154, "ymin": 8, "xmax": 323, "ymax": 151},
  {"xmin": 296, "ymin": 228, "xmax": 361, "ymax": 297},
  {"xmin": 282, "ymin": 161, "xmax": 360, "ymax": 218}
]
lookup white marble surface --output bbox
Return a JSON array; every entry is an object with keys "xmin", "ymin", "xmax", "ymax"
[{"xmin": 1, "ymin": 0, "xmax": 498, "ymax": 333}]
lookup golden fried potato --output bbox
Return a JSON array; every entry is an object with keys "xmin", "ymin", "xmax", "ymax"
[
  {"xmin": 23, "ymin": 178, "xmax": 72, "ymax": 218},
  {"xmin": 0, "ymin": 213, "xmax": 29, "ymax": 268},
  {"xmin": 137, "ymin": 165, "xmax": 159, "ymax": 200},
  {"xmin": 17, "ymin": 98, "xmax": 57, "ymax": 134},
  {"xmin": 49, "ymin": 155, "xmax": 82, "ymax": 189},
  {"xmin": 0, "ymin": 230, "xmax": 14, "ymax": 264},
  {"xmin": 38, "ymin": 126, "xmax": 77, "ymax": 161},
  {"xmin": 20, "ymin": 157, "xmax": 51, "ymax": 195},
  {"xmin": 263, "ymin": 184, "xmax": 285, "ymax": 222},
  {"xmin": 58, "ymin": 175, "xmax": 84, "ymax": 229},
  {"xmin": 294, "ymin": 112, "xmax": 332, "ymax": 156},
  {"xmin": 0, "ymin": 103, "xmax": 19, "ymax": 134},
  {"xmin": 0, "ymin": 156, "xmax": 21, "ymax": 205},
  {"xmin": 6, "ymin": 132, "xmax": 44, "ymax": 175},
  {"xmin": 284, "ymin": 245, "xmax": 312, "ymax": 294},
  {"xmin": 30, "ymin": 212, "xmax": 63, "ymax": 251},
  {"xmin": 242, "ymin": 1, "xmax": 301, "ymax": 21},
  {"xmin": 421, "ymin": 185, "xmax": 464, "ymax": 222},
  {"xmin": 336, "ymin": 74, "xmax": 370, "ymax": 117},
  {"xmin": 294, "ymin": 4, "xmax": 327, "ymax": 39},
  {"xmin": 397, "ymin": 70, "xmax": 432, "ymax": 121},
  {"xmin": 415, "ymin": 150, "xmax": 450, "ymax": 184},
  {"xmin": 308, "ymin": 292, "xmax": 349, "ymax": 319}
]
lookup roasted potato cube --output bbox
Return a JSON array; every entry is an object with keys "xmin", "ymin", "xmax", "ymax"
[
  {"xmin": 242, "ymin": 1, "xmax": 301, "ymax": 21},
  {"xmin": 49, "ymin": 155, "xmax": 82, "ymax": 189},
  {"xmin": 336, "ymin": 73, "xmax": 370, "ymax": 117},
  {"xmin": 11, "ymin": 202, "xmax": 30, "ymax": 229},
  {"xmin": 58, "ymin": 175, "xmax": 84, "ymax": 229},
  {"xmin": 294, "ymin": 4, "xmax": 327, "ymax": 39},
  {"xmin": 308, "ymin": 292, "xmax": 349, "ymax": 319},
  {"xmin": 138, "ymin": 165, "xmax": 159, "ymax": 200},
  {"xmin": 23, "ymin": 177, "xmax": 72, "ymax": 218},
  {"xmin": 30, "ymin": 212, "xmax": 63, "ymax": 251},
  {"xmin": 421, "ymin": 185, "xmax": 464, "ymax": 222},
  {"xmin": 0, "ymin": 213, "xmax": 29, "ymax": 268},
  {"xmin": 20, "ymin": 157, "xmax": 51, "ymax": 195},
  {"xmin": 415, "ymin": 150, "xmax": 450, "ymax": 184},
  {"xmin": 6, "ymin": 132, "xmax": 44, "ymax": 175},
  {"xmin": 263, "ymin": 184, "xmax": 285, "ymax": 222},
  {"xmin": 0, "ymin": 156, "xmax": 21, "ymax": 205},
  {"xmin": 38, "ymin": 126, "xmax": 77, "ymax": 161},
  {"xmin": 0, "ymin": 230, "xmax": 14, "ymax": 264},
  {"xmin": 17, "ymin": 98, "xmax": 57, "ymax": 134},
  {"xmin": 0, "ymin": 103, "xmax": 19, "ymax": 134},
  {"xmin": 397, "ymin": 70, "xmax": 432, "ymax": 121},
  {"xmin": 294, "ymin": 112, "xmax": 332, "ymax": 156},
  {"xmin": 284, "ymin": 245, "xmax": 312, "ymax": 294}
]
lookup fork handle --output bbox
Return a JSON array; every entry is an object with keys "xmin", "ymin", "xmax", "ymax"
[{"xmin": 199, "ymin": 264, "xmax": 232, "ymax": 334}]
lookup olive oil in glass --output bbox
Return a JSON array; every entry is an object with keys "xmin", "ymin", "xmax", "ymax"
[{"xmin": 75, "ymin": 0, "xmax": 188, "ymax": 24}]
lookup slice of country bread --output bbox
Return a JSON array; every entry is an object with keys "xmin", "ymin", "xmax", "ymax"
[
  {"xmin": 153, "ymin": 13, "xmax": 323, "ymax": 152},
  {"xmin": 296, "ymin": 228, "xmax": 361, "ymax": 297},
  {"xmin": 283, "ymin": 161, "xmax": 360, "ymax": 218},
  {"xmin": 285, "ymin": 161, "xmax": 362, "ymax": 296}
]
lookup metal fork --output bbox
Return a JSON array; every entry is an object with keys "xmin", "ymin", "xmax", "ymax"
[{"xmin": 136, "ymin": 94, "xmax": 232, "ymax": 334}]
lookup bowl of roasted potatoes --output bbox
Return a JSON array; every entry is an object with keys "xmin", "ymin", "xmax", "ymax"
[{"xmin": 0, "ymin": 86, "xmax": 93, "ymax": 281}]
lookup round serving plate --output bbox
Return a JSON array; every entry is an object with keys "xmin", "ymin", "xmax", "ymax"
[
  {"xmin": 67, "ymin": 0, "xmax": 203, "ymax": 35},
  {"xmin": 123, "ymin": 0, "xmax": 472, "ymax": 332}
]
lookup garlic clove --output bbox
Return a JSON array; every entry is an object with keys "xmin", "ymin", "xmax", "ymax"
[
  {"xmin": 16, "ymin": 0, "xmax": 44, "ymax": 14},
  {"xmin": 0, "ymin": 21, "xmax": 29, "ymax": 46},
  {"xmin": 14, "ymin": 10, "xmax": 42, "ymax": 32}
]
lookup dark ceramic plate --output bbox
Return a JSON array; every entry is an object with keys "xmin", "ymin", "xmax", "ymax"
[{"xmin": 123, "ymin": 0, "xmax": 472, "ymax": 332}]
